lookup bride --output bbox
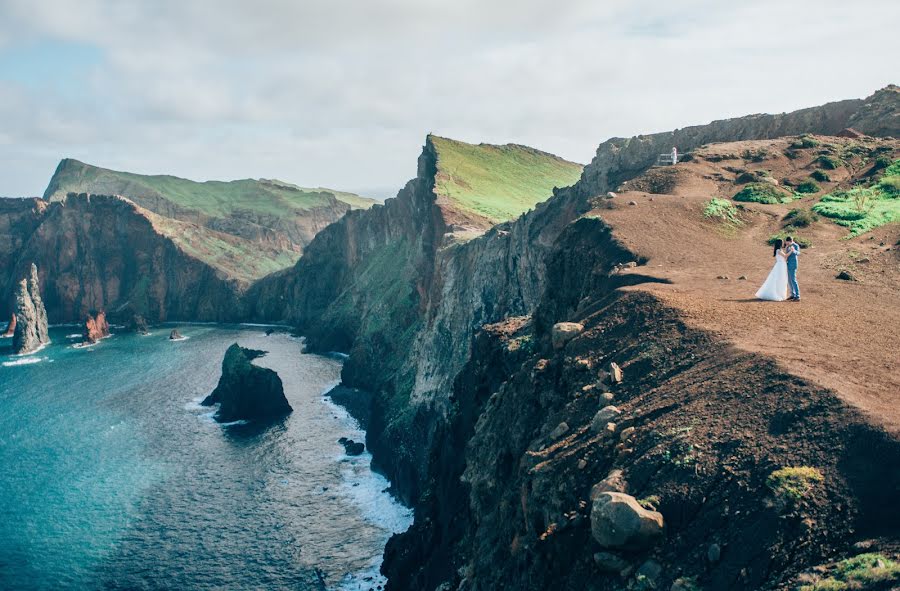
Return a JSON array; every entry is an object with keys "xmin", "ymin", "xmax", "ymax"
[{"xmin": 756, "ymin": 239, "xmax": 789, "ymax": 301}]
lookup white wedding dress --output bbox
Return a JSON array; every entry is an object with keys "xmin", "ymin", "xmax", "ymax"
[{"xmin": 756, "ymin": 252, "xmax": 789, "ymax": 301}]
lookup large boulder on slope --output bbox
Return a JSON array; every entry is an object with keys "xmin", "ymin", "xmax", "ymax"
[
  {"xmin": 12, "ymin": 263, "xmax": 50, "ymax": 354},
  {"xmin": 551, "ymin": 322, "xmax": 584, "ymax": 349},
  {"xmin": 201, "ymin": 343, "xmax": 291, "ymax": 423},
  {"xmin": 591, "ymin": 492, "xmax": 665, "ymax": 550}
]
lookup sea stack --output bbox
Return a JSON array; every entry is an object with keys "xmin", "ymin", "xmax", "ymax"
[
  {"xmin": 82, "ymin": 310, "xmax": 110, "ymax": 344},
  {"xmin": 12, "ymin": 263, "xmax": 50, "ymax": 354},
  {"xmin": 170, "ymin": 329, "xmax": 182, "ymax": 340},
  {"xmin": 201, "ymin": 343, "xmax": 291, "ymax": 423},
  {"xmin": 1, "ymin": 314, "xmax": 15, "ymax": 338}
]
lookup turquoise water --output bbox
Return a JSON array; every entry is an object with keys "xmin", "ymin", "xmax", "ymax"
[{"xmin": 0, "ymin": 325, "xmax": 411, "ymax": 590}]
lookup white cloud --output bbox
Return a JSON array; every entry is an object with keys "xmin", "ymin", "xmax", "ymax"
[{"xmin": 0, "ymin": 0, "xmax": 897, "ymax": 197}]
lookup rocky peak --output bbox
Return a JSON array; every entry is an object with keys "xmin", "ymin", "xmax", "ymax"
[
  {"xmin": 12, "ymin": 263, "xmax": 50, "ymax": 354},
  {"xmin": 201, "ymin": 343, "xmax": 291, "ymax": 423}
]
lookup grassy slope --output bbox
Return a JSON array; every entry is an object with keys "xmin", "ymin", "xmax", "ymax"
[
  {"xmin": 45, "ymin": 159, "xmax": 375, "ymax": 217},
  {"xmin": 430, "ymin": 135, "xmax": 583, "ymax": 224},
  {"xmin": 813, "ymin": 159, "xmax": 900, "ymax": 236}
]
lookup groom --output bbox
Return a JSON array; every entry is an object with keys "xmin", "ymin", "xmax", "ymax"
[{"xmin": 785, "ymin": 236, "xmax": 800, "ymax": 301}]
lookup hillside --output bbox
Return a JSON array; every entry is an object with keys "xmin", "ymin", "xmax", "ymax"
[
  {"xmin": 429, "ymin": 135, "xmax": 583, "ymax": 227},
  {"xmin": 245, "ymin": 86, "xmax": 900, "ymax": 591},
  {"xmin": 42, "ymin": 159, "xmax": 376, "ymax": 281}
]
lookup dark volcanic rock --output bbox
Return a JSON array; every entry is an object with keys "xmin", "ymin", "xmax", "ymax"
[
  {"xmin": 12, "ymin": 263, "xmax": 50, "ymax": 354},
  {"xmin": 201, "ymin": 343, "xmax": 291, "ymax": 423},
  {"xmin": 82, "ymin": 310, "xmax": 110, "ymax": 344},
  {"xmin": 169, "ymin": 329, "xmax": 183, "ymax": 340},
  {"xmin": 338, "ymin": 437, "xmax": 365, "ymax": 456}
]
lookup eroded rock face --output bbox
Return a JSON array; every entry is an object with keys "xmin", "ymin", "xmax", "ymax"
[
  {"xmin": 591, "ymin": 492, "xmax": 665, "ymax": 550},
  {"xmin": 12, "ymin": 263, "xmax": 50, "ymax": 354},
  {"xmin": 82, "ymin": 310, "xmax": 110, "ymax": 344},
  {"xmin": 201, "ymin": 344, "xmax": 291, "ymax": 423},
  {"xmin": 1, "ymin": 314, "xmax": 15, "ymax": 337}
]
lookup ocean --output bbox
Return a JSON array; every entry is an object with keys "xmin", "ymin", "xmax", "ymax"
[{"xmin": 0, "ymin": 325, "xmax": 411, "ymax": 590}]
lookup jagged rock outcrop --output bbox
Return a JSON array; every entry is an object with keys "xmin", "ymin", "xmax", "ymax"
[
  {"xmin": 82, "ymin": 310, "xmax": 110, "ymax": 344},
  {"xmin": 201, "ymin": 344, "xmax": 291, "ymax": 423},
  {"xmin": 12, "ymin": 263, "xmax": 50, "ymax": 354}
]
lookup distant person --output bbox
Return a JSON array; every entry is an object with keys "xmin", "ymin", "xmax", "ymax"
[
  {"xmin": 756, "ymin": 238, "xmax": 789, "ymax": 301},
  {"xmin": 784, "ymin": 236, "xmax": 801, "ymax": 301}
]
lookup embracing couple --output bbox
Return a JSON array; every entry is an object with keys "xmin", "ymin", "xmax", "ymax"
[{"xmin": 756, "ymin": 237, "xmax": 800, "ymax": 302}]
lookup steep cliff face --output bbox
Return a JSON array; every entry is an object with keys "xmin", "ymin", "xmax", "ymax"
[
  {"xmin": 201, "ymin": 344, "xmax": 291, "ymax": 423},
  {"xmin": 43, "ymin": 159, "xmax": 375, "ymax": 281},
  {"xmin": 12, "ymin": 263, "xmax": 50, "ymax": 354},
  {"xmin": 2, "ymin": 193, "xmax": 241, "ymax": 323}
]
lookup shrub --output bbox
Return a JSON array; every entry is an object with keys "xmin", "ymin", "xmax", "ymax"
[
  {"xmin": 733, "ymin": 183, "xmax": 789, "ymax": 204},
  {"xmin": 872, "ymin": 155, "xmax": 892, "ymax": 170},
  {"xmin": 736, "ymin": 171, "xmax": 758, "ymax": 184},
  {"xmin": 791, "ymin": 135, "xmax": 820, "ymax": 149},
  {"xmin": 817, "ymin": 155, "xmax": 841, "ymax": 170},
  {"xmin": 742, "ymin": 148, "xmax": 769, "ymax": 162},
  {"xmin": 768, "ymin": 230, "xmax": 811, "ymax": 248},
  {"xmin": 767, "ymin": 466, "xmax": 824, "ymax": 502},
  {"xmin": 879, "ymin": 175, "xmax": 900, "ymax": 194},
  {"xmin": 799, "ymin": 554, "xmax": 900, "ymax": 591},
  {"xmin": 795, "ymin": 181, "xmax": 821, "ymax": 194},
  {"xmin": 784, "ymin": 209, "xmax": 818, "ymax": 227},
  {"xmin": 810, "ymin": 170, "xmax": 830, "ymax": 182}
]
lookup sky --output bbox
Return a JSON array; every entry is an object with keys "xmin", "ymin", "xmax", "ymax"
[{"xmin": 0, "ymin": 0, "xmax": 897, "ymax": 199}]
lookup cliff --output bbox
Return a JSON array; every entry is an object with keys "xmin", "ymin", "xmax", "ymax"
[
  {"xmin": 1, "ymin": 193, "xmax": 242, "ymax": 323},
  {"xmin": 201, "ymin": 343, "xmax": 291, "ymax": 423},
  {"xmin": 43, "ymin": 159, "xmax": 375, "ymax": 281},
  {"xmin": 12, "ymin": 263, "xmax": 50, "ymax": 354},
  {"xmin": 246, "ymin": 86, "xmax": 899, "ymax": 589}
]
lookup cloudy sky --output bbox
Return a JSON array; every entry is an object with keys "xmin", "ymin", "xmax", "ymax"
[{"xmin": 0, "ymin": 0, "xmax": 897, "ymax": 198}]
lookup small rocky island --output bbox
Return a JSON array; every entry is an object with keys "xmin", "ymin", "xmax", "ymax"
[
  {"xmin": 12, "ymin": 263, "xmax": 50, "ymax": 354},
  {"xmin": 82, "ymin": 310, "xmax": 110, "ymax": 344},
  {"xmin": 201, "ymin": 343, "xmax": 291, "ymax": 423}
]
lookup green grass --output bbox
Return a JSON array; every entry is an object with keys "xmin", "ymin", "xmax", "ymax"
[
  {"xmin": 798, "ymin": 554, "xmax": 900, "ymax": 591},
  {"xmin": 767, "ymin": 466, "xmax": 824, "ymax": 502},
  {"xmin": 813, "ymin": 160, "xmax": 900, "ymax": 237},
  {"xmin": 817, "ymin": 155, "xmax": 841, "ymax": 170},
  {"xmin": 45, "ymin": 159, "xmax": 375, "ymax": 218},
  {"xmin": 704, "ymin": 198, "xmax": 743, "ymax": 227},
  {"xmin": 429, "ymin": 135, "xmax": 583, "ymax": 224},
  {"xmin": 810, "ymin": 170, "xmax": 831, "ymax": 182},
  {"xmin": 733, "ymin": 183, "xmax": 794, "ymax": 204},
  {"xmin": 791, "ymin": 135, "xmax": 820, "ymax": 149},
  {"xmin": 783, "ymin": 209, "xmax": 818, "ymax": 228}
]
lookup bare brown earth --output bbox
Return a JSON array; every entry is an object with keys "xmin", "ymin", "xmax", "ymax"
[{"xmin": 595, "ymin": 136, "xmax": 900, "ymax": 434}]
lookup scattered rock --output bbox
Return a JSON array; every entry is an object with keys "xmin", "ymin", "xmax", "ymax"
[
  {"xmin": 601, "ymin": 392, "xmax": 615, "ymax": 403},
  {"xmin": 549, "ymin": 422, "xmax": 569, "ymax": 440},
  {"xmin": 836, "ymin": 269, "xmax": 857, "ymax": 281},
  {"xmin": 12, "ymin": 263, "xmax": 50, "ymax": 355},
  {"xmin": 636, "ymin": 559, "xmax": 663, "ymax": 585},
  {"xmin": 628, "ymin": 201, "xmax": 638, "ymax": 206},
  {"xmin": 575, "ymin": 357, "xmax": 592, "ymax": 371},
  {"xmin": 593, "ymin": 551, "xmax": 629, "ymax": 573},
  {"xmin": 856, "ymin": 257, "xmax": 870, "ymax": 263},
  {"xmin": 534, "ymin": 358, "xmax": 550, "ymax": 372},
  {"xmin": 590, "ymin": 469, "xmax": 627, "ymax": 499},
  {"xmin": 606, "ymin": 192, "xmax": 617, "ymax": 199},
  {"xmin": 591, "ymin": 406, "xmax": 622, "ymax": 432},
  {"xmin": 578, "ymin": 459, "xmax": 588, "ymax": 470},
  {"xmin": 605, "ymin": 422, "xmax": 618, "ymax": 435},
  {"xmin": 82, "ymin": 310, "xmax": 110, "ymax": 344},
  {"xmin": 760, "ymin": 176, "xmax": 779, "ymax": 186},
  {"xmin": 591, "ymin": 492, "xmax": 664, "ymax": 550},
  {"xmin": 551, "ymin": 322, "xmax": 584, "ymax": 349},
  {"xmin": 707, "ymin": 542, "xmax": 722, "ymax": 563},
  {"xmin": 738, "ymin": 275, "xmax": 747, "ymax": 280},
  {"xmin": 671, "ymin": 577, "xmax": 698, "ymax": 591},
  {"xmin": 717, "ymin": 275, "xmax": 729, "ymax": 280},
  {"xmin": 608, "ymin": 362, "xmax": 623, "ymax": 384},
  {"xmin": 338, "ymin": 437, "xmax": 365, "ymax": 455},
  {"xmin": 201, "ymin": 344, "xmax": 291, "ymax": 422},
  {"xmin": 619, "ymin": 426, "xmax": 635, "ymax": 442},
  {"xmin": 852, "ymin": 539, "xmax": 876, "ymax": 553}
]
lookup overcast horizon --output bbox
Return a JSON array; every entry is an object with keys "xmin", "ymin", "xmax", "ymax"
[{"xmin": 1, "ymin": 0, "xmax": 897, "ymax": 199}]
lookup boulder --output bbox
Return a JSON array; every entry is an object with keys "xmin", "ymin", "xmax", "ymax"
[
  {"xmin": 636, "ymin": 559, "xmax": 663, "ymax": 585},
  {"xmin": 590, "ymin": 469, "xmax": 628, "ymax": 499},
  {"xmin": 608, "ymin": 362, "xmax": 623, "ymax": 384},
  {"xmin": 12, "ymin": 263, "xmax": 50, "ymax": 354},
  {"xmin": 591, "ymin": 492, "xmax": 664, "ymax": 550},
  {"xmin": 552, "ymin": 322, "xmax": 584, "ymax": 349},
  {"xmin": 82, "ymin": 310, "xmax": 110, "ymax": 344},
  {"xmin": 201, "ymin": 343, "xmax": 291, "ymax": 422},
  {"xmin": 170, "ymin": 328, "xmax": 183, "ymax": 340},
  {"xmin": 836, "ymin": 269, "xmax": 857, "ymax": 281},
  {"xmin": 593, "ymin": 551, "xmax": 629, "ymax": 573},
  {"xmin": 338, "ymin": 437, "xmax": 365, "ymax": 455},
  {"xmin": 548, "ymin": 422, "xmax": 569, "ymax": 440},
  {"xmin": 591, "ymin": 406, "xmax": 622, "ymax": 432},
  {"xmin": 707, "ymin": 542, "xmax": 722, "ymax": 563}
]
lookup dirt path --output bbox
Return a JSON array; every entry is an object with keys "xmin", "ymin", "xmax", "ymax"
[{"xmin": 593, "ymin": 163, "xmax": 900, "ymax": 434}]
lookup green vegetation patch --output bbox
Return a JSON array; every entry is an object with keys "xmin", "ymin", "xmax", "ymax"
[
  {"xmin": 733, "ymin": 183, "xmax": 793, "ymax": 204},
  {"xmin": 704, "ymin": 198, "xmax": 743, "ymax": 228},
  {"xmin": 795, "ymin": 181, "xmax": 821, "ymax": 194},
  {"xmin": 767, "ymin": 466, "xmax": 824, "ymax": 502},
  {"xmin": 791, "ymin": 135, "xmax": 820, "ymax": 149},
  {"xmin": 768, "ymin": 230, "xmax": 811, "ymax": 248},
  {"xmin": 429, "ymin": 135, "xmax": 583, "ymax": 224},
  {"xmin": 817, "ymin": 155, "xmax": 841, "ymax": 170},
  {"xmin": 810, "ymin": 170, "xmax": 830, "ymax": 182},
  {"xmin": 813, "ymin": 160, "xmax": 900, "ymax": 237},
  {"xmin": 783, "ymin": 209, "xmax": 818, "ymax": 228},
  {"xmin": 798, "ymin": 553, "xmax": 900, "ymax": 591}
]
